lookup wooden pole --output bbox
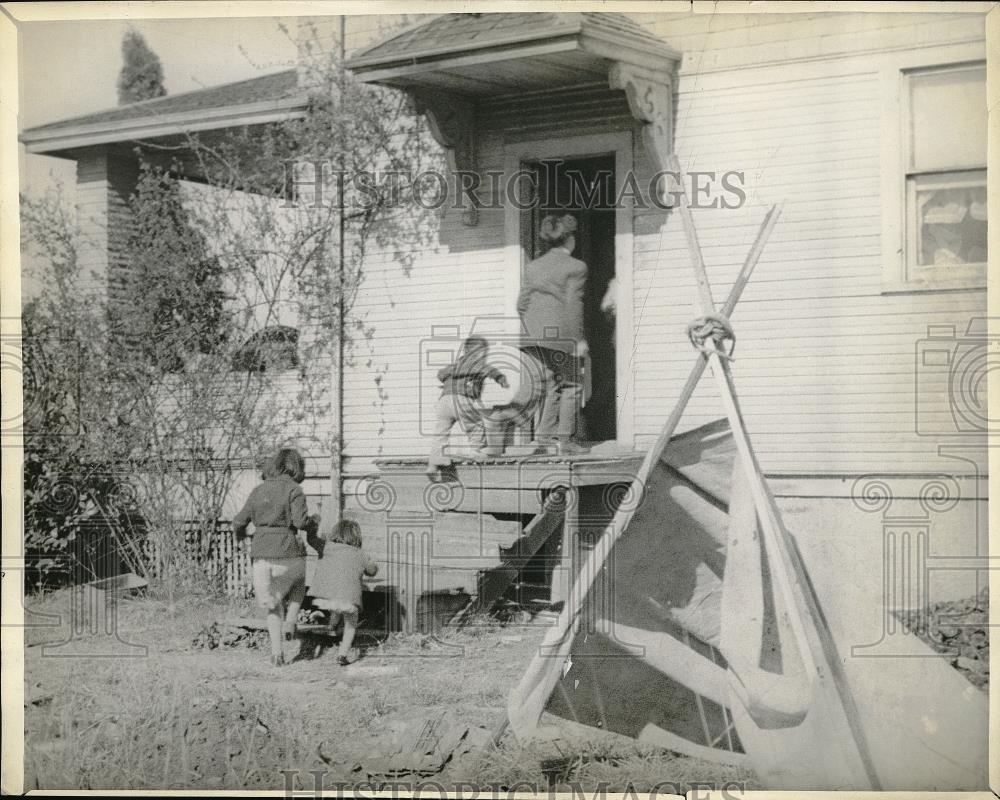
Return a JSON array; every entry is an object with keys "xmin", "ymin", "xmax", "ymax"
[
  {"xmin": 331, "ymin": 15, "xmax": 348, "ymax": 525},
  {"xmin": 667, "ymin": 156, "xmax": 880, "ymax": 788},
  {"xmin": 721, "ymin": 203, "xmax": 782, "ymax": 319},
  {"xmin": 508, "ymin": 201, "xmax": 781, "ymax": 735}
]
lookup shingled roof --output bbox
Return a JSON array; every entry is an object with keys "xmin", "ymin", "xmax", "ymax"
[
  {"xmin": 24, "ymin": 69, "xmax": 301, "ymax": 137},
  {"xmin": 349, "ymin": 12, "xmax": 670, "ymax": 66}
]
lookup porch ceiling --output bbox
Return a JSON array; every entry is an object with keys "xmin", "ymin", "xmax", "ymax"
[{"xmin": 346, "ymin": 12, "xmax": 680, "ymax": 97}]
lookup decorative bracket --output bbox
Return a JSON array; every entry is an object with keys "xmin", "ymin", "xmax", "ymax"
[
  {"xmin": 608, "ymin": 61, "xmax": 674, "ymax": 175},
  {"xmin": 411, "ymin": 89, "xmax": 479, "ymax": 226}
]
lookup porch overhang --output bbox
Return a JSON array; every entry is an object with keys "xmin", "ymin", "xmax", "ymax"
[
  {"xmin": 21, "ymin": 97, "xmax": 308, "ymax": 160},
  {"xmin": 20, "ymin": 69, "xmax": 308, "ymax": 180},
  {"xmin": 346, "ymin": 13, "xmax": 681, "ymax": 224}
]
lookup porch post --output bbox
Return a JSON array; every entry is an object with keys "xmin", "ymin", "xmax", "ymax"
[
  {"xmin": 75, "ymin": 149, "xmax": 140, "ymax": 302},
  {"xmin": 550, "ymin": 486, "xmax": 579, "ymax": 606}
]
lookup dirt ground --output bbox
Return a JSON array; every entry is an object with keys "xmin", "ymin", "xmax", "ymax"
[{"xmin": 21, "ymin": 587, "xmax": 756, "ymax": 792}]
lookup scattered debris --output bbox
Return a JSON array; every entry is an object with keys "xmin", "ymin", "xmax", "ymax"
[
  {"xmin": 215, "ymin": 616, "xmax": 346, "ymax": 637},
  {"xmin": 25, "ymin": 692, "xmax": 53, "ymax": 707},
  {"xmin": 897, "ymin": 587, "xmax": 989, "ymax": 689},
  {"xmin": 85, "ymin": 572, "xmax": 149, "ymax": 598},
  {"xmin": 362, "ymin": 713, "xmax": 494, "ymax": 780},
  {"xmin": 540, "ymin": 754, "xmax": 623, "ymax": 787},
  {"xmin": 215, "ymin": 616, "xmax": 267, "ymax": 631},
  {"xmin": 191, "ymin": 622, "xmax": 266, "ymax": 650},
  {"xmin": 343, "ymin": 665, "xmax": 400, "ymax": 678}
]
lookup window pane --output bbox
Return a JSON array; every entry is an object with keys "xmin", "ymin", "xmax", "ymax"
[
  {"xmin": 909, "ymin": 171, "xmax": 987, "ymax": 268},
  {"xmin": 910, "ymin": 65, "xmax": 987, "ymax": 171}
]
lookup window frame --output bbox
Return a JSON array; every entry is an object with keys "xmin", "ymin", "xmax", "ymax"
[{"xmin": 880, "ymin": 50, "xmax": 987, "ymax": 294}]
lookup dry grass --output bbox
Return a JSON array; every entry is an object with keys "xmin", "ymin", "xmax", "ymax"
[{"xmin": 22, "ymin": 587, "xmax": 757, "ymax": 791}]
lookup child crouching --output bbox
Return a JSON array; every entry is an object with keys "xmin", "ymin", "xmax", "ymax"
[{"xmin": 310, "ymin": 519, "xmax": 378, "ymax": 665}]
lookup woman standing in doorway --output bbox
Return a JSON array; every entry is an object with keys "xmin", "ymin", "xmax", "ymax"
[{"xmin": 517, "ymin": 213, "xmax": 590, "ymax": 454}]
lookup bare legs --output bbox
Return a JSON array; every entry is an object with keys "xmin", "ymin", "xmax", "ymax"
[
  {"xmin": 253, "ymin": 558, "xmax": 306, "ymax": 667},
  {"xmin": 265, "ymin": 605, "xmax": 284, "ymax": 663},
  {"xmin": 339, "ymin": 610, "xmax": 358, "ymax": 660},
  {"xmin": 326, "ymin": 609, "xmax": 360, "ymax": 663},
  {"xmin": 264, "ymin": 598, "xmax": 302, "ymax": 664},
  {"xmin": 284, "ymin": 600, "xmax": 301, "ymax": 639}
]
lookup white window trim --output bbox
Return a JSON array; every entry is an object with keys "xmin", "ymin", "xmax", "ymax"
[
  {"xmin": 879, "ymin": 44, "xmax": 987, "ymax": 294},
  {"xmin": 503, "ymin": 130, "xmax": 635, "ymax": 448}
]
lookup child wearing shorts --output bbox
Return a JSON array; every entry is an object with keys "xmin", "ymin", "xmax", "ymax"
[
  {"xmin": 232, "ymin": 447, "xmax": 321, "ymax": 667},
  {"xmin": 310, "ymin": 518, "xmax": 378, "ymax": 666}
]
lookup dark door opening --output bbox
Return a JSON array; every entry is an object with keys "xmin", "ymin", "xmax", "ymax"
[{"xmin": 522, "ymin": 154, "xmax": 617, "ymax": 443}]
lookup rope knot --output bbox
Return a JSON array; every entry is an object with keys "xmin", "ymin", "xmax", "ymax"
[{"xmin": 686, "ymin": 313, "xmax": 736, "ymax": 360}]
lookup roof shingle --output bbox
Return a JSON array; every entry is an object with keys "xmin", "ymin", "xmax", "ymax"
[
  {"xmin": 351, "ymin": 12, "xmax": 668, "ymax": 64},
  {"xmin": 24, "ymin": 69, "xmax": 301, "ymax": 136}
]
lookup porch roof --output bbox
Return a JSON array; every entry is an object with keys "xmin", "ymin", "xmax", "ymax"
[
  {"xmin": 346, "ymin": 12, "xmax": 680, "ymax": 96},
  {"xmin": 21, "ymin": 69, "xmax": 307, "ymax": 159}
]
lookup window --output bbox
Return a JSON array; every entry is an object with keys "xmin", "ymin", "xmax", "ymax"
[
  {"xmin": 232, "ymin": 326, "xmax": 300, "ymax": 372},
  {"xmin": 902, "ymin": 63, "xmax": 987, "ymax": 286}
]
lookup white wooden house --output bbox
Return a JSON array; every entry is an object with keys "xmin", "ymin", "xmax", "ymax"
[{"xmin": 22, "ymin": 10, "xmax": 991, "ymax": 622}]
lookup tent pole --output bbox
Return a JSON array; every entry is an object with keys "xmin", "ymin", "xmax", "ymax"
[
  {"xmin": 668, "ymin": 155, "xmax": 880, "ymax": 789},
  {"xmin": 508, "ymin": 200, "xmax": 780, "ymax": 735}
]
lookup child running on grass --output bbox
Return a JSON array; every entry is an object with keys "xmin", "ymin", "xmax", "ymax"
[
  {"xmin": 232, "ymin": 447, "xmax": 321, "ymax": 667},
  {"xmin": 310, "ymin": 518, "xmax": 378, "ymax": 666}
]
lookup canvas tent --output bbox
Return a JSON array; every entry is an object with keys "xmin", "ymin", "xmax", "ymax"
[{"xmin": 507, "ymin": 168, "xmax": 988, "ymax": 790}]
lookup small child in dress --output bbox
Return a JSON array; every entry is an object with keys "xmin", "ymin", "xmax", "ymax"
[
  {"xmin": 310, "ymin": 518, "xmax": 378, "ymax": 666},
  {"xmin": 232, "ymin": 448, "xmax": 322, "ymax": 667}
]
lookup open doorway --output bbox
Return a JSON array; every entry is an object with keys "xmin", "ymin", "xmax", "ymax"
[{"xmin": 521, "ymin": 154, "xmax": 617, "ymax": 443}]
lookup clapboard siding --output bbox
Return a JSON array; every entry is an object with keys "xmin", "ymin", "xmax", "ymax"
[
  {"xmin": 635, "ymin": 12, "xmax": 984, "ymax": 74},
  {"xmin": 324, "ymin": 12, "xmax": 987, "ymax": 477},
  {"xmin": 340, "ymin": 84, "xmax": 635, "ymax": 466},
  {"xmin": 629, "ymin": 58, "xmax": 985, "ymax": 473},
  {"xmin": 340, "ymin": 205, "xmax": 507, "ymax": 460}
]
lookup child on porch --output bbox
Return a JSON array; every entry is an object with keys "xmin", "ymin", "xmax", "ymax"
[
  {"xmin": 232, "ymin": 447, "xmax": 322, "ymax": 667},
  {"xmin": 310, "ymin": 518, "xmax": 378, "ymax": 666},
  {"xmin": 427, "ymin": 335, "xmax": 509, "ymax": 473}
]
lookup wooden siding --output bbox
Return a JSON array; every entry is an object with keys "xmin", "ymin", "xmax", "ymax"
[
  {"xmin": 631, "ymin": 65, "xmax": 986, "ymax": 473},
  {"xmin": 636, "ymin": 11, "xmax": 985, "ymax": 75},
  {"xmin": 327, "ymin": 11, "xmax": 988, "ymax": 479},
  {"xmin": 340, "ymin": 202, "xmax": 508, "ymax": 465},
  {"xmin": 340, "ymin": 84, "xmax": 634, "ymax": 472}
]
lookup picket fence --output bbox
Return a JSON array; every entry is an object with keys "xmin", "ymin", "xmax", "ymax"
[{"xmin": 144, "ymin": 520, "xmax": 253, "ymax": 598}]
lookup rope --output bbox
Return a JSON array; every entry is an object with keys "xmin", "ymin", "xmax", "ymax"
[{"xmin": 686, "ymin": 313, "xmax": 736, "ymax": 360}]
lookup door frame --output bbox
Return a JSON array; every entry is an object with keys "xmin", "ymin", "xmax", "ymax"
[{"xmin": 503, "ymin": 130, "xmax": 635, "ymax": 448}]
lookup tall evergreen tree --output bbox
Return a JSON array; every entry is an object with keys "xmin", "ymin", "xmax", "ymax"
[
  {"xmin": 117, "ymin": 28, "xmax": 166, "ymax": 104},
  {"xmin": 120, "ymin": 169, "xmax": 227, "ymax": 373}
]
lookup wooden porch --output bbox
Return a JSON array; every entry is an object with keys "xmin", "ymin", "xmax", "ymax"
[
  {"xmin": 368, "ymin": 450, "xmax": 643, "ymax": 515},
  {"xmin": 339, "ymin": 450, "xmax": 644, "ymax": 629}
]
